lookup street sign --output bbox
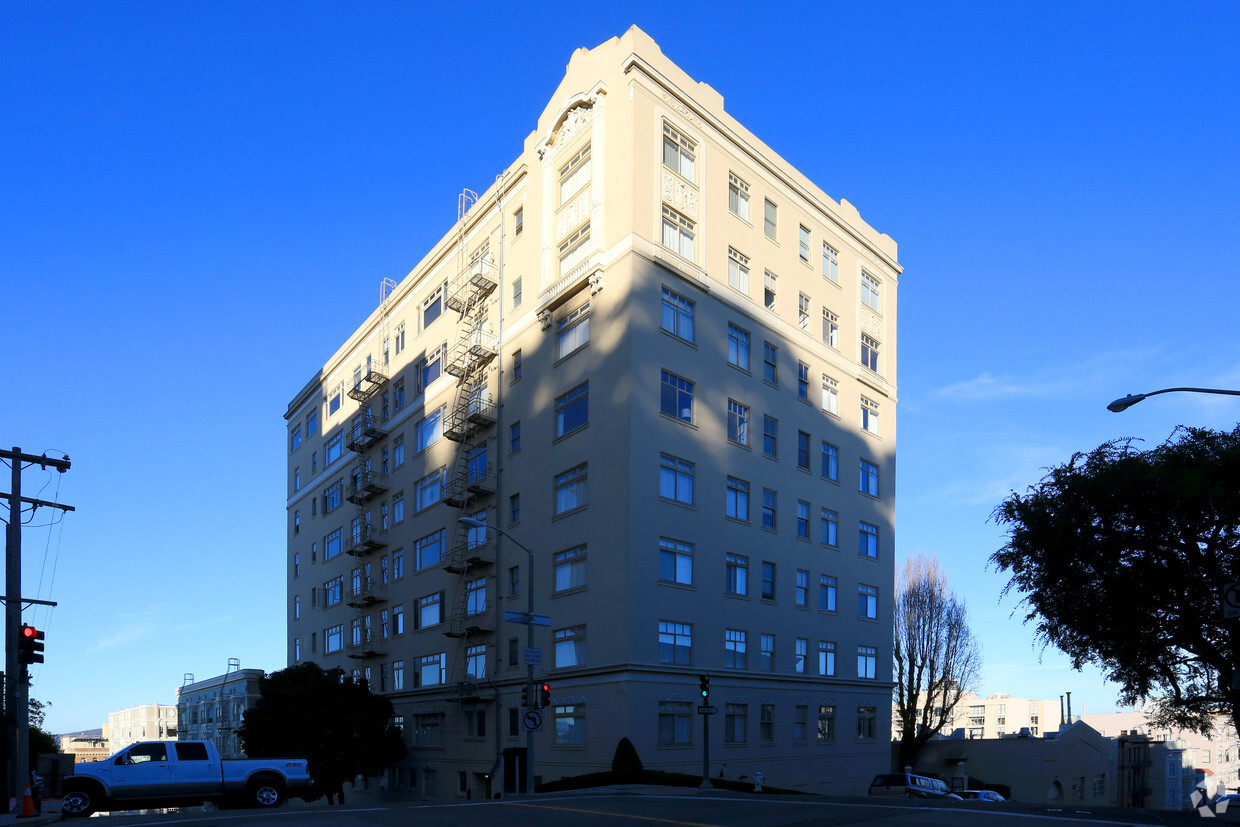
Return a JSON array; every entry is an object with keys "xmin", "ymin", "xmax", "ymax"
[
  {"xmin": 524, "ymin": 647, "xmax": 541, "ymax": 665},
  {"xmin": 697, "ymin": 705, "xmax": 718, "ymax": 715},
  {"xmin": 528, "ymin": 612, "xmax": 551, "ymax": 627},
  {"xmin": 504, "ymin": 610, "xmax": 553, "ymax": 626},
  {"xmin": 1224, "ymin": 582, "xmax": 1240, "ymax": 619},
  {"xmin": 523, "ymin": 710, "xmax": 543, "ymax": 731}
]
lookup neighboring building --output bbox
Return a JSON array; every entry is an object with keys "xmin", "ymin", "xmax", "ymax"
[
  {"xmin": 284, "ymin": 26, "xmax": 900, "ymax": 799},
  {"xmin": 57, "ymin": 732, "xmax": 109, "ymax": 763},
  {"xmin": 105, "ymin": 704, "xmax": 177, "ymax": 749},
  {"xmin": 893, "ymin": 690, "xmax": 1062, "ymax": 741},
  {"xmin": 915, "ymin": 721, "xmax": 1122, "ymax": 807},
  {"xmin": 176, "ymin": 664, "xmax": 266, "ymax": 758},
  {"xmin": 1082, "ymin": 709, "xmax": 1240, "ymax": 801}
]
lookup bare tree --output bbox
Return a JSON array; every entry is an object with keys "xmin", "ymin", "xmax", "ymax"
[{"xmin": 893, "ymin": 554, "xmax": 982, "ymax": 768}]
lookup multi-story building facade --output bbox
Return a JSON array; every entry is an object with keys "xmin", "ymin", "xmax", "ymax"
[
  {"xmin": 176, "ymin": 664, "xmax": 266, "ymax": 758},
  {"xmin": 104, "ymin": 704, "xmax": 177, "ymax": 750},
  {"xmin": 284, "ymin": 26, "xmax": 900, "ymax": 799}
]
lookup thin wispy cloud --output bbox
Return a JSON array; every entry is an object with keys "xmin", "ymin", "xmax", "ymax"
[{"xmin": 90, "ymin": 604, "xmax": 169, "ymax": 653}]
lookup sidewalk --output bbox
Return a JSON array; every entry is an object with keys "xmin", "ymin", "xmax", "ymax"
[{"xmin": 0, "ymin": 796, "xmax": 60, "ymax": 824}]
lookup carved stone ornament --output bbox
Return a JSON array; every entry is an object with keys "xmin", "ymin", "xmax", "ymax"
[
  {"xmin": 860, "ymin": 310, "xmax": 884, "ymax": 339},
  {"xmin": 589, "ymin": 271, "xmax": 604, "ymax": 295},
  {"xmin": 538, "ymin": 309, "xmax": 552, "ymax": 331},
  {"xmin": 660, "ymin": 92, "xmax": 703, "ymax": 128}
]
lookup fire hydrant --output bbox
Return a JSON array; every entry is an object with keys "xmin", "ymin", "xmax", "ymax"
[{"xmin": 753, "ymin": 771, "xmax": 764, "ymax": 793}]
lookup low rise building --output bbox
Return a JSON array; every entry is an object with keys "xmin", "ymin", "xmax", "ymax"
[{"xmin": 176, "ymin": 665, "xmax": 266, "ymax": 758}]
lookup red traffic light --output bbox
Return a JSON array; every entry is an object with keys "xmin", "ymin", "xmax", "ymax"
[
  {"xmin": 18, "ymin": 624, "xmax": 44, "ymax": 665},
  {"xmin": 21, "ymin": 626, "xmax": 39, "ymax": 639}
]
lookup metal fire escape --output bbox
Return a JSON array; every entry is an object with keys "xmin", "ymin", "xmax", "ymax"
[
  {"xmin": 344, "ymin": 278, "xmax": 396, "ymax": 662},
  {"xmin": 441, "ymin": 190, "xmax": 499, "ymax": 700}
]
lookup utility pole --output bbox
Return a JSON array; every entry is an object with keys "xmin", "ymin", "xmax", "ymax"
[{"xmin": 2, "ymin": 447, "xmax": 71, "ymax": 809}]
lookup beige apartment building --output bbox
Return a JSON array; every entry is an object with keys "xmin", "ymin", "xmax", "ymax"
[
  {"xmin": 104, "ymin": 703, "xmax": 177, "ymax": 750},
  {"xmin": 176, "ymin": 663, "xmax": 266, "ymax": 758},
  {"xmin": 284, "ymin": 27, "xmax": 900, "ymax": 799}
]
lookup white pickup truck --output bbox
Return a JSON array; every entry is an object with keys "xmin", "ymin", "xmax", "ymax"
[{"xmin": 61, "ymin": 739, "xmax": 312, "ymax": 817}]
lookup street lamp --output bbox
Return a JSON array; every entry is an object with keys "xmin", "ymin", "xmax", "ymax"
[
  {"xmin": 457, "ymin": 516, "xmax": 537, "ymax": 795},
  {"xmin": 1107, "ymin": 387, "xmax": 1240, "ymax": 413}
]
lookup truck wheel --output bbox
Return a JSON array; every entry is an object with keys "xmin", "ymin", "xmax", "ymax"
[
  {"xmin": 250, "ymin": 779, "xmax": 284, "ymax": 808},
  {"xmin": 61, "ymin": 785, "xmax": 99, "ymax": 818}
]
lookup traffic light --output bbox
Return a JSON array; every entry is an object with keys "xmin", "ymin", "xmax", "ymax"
[
  {"xmin": 539, "ymin": 684, "xmax": 551, "ymax": 709},
  {"xmin": 521, "ymin": 684, "xmax": 531, "ymax": 708},
  {"xmin": 18, "ymin": 625, "xmax": 44, "ymax": 665},
  {"xmin": 699, "ymin": 674, "xmax": 710, "ymax": 700}
]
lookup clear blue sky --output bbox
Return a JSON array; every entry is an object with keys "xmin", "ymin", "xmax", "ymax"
[{"xmin": 3, "ymin": 2, "xmax": 1238, "ymax": 734}]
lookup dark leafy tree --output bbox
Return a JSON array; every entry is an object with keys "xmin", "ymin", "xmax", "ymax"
[
  {"xmin": 610, "ymin": 737, "xmax": 643, "ymax": 782},
  {"xmin": 237, "ymin": 663, "xmax": 406, "ymax": 796},
  {"xmin": 28, "ymin": 698, "xmax": 56, "ymax": 760},
  {"xmin": 893, "ymin": 554, "xmax": 981, "ymax": 768},
  {"xmin": 991, "ymin": 425, "xmax": 1240, "ymax": 736}
]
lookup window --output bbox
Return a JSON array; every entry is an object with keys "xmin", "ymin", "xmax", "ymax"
[
  {"xmin": 761, "ymin": 561, "xmax": 776, "ymax": 601},
  {"xmin": 324, "ymin": 529, "xmax": 342, "ymax": 560},
  {"xmin": 329, "ymin": 390, "xmax": 342, "ymax": 416},
  {"xmin": 554, "ymin": 625, "xmax": 586, "ymax": 668},
  {"xmin": 325, "ymin": 432, "xmax": 343, "ymax": 466},
  {"xmin": 293, "ymin": 509, "xmax": 300, "ymax": 535},
  {"xmin": 860, "ymin": 460, "xmax": 879, "ymax": 496},
  {"xmin": 324, "ymin": 624, "xmax": 343, "ymax": 654},
  {"xmin": 797, "ymin": 294, "xmax": 811, "ymax": 333},
  {"xmin": 726, "ymin": 476, "xmax": 750, "ymax": 521},
  {"xmin": 797, "ymin": 431, "xmax": 811, "ymax": 469},
  {"xmin": 658, "ymin": 621, "xmax": 692, "ymax": 665},
  {"xmin": 796, "ymin": 500, "xmax": 810, "ymax": 539},
  {"xmin": 513, "ymin": 277, "xmax": 523, "ymax": 309},
  {"xmin": 727, "ymin": 323, "xmax": 750, "ymax": 370},
  {"xmin": 514, "ymin": 206, "xmax": 524, "ymax": 238},
  {"xmin": 662, "ymin": 122, "xmax": 695, "ymax": 180},
  {"xmin": 307, "ymin": 410, "xmax": 318, "ymax": 437},
  {"xmin": 558, "ymin": 223, "xmax": 591, "ymax": 273},
  {"xmin": 822, "ymin": 242, "xmax": 839, "ymax": 283},
  {"xmin": 660, "ymin": 287, "xmax": 695, "ymax": 341},
  {"xmin": 323, "ymin": 480, "xmax": 343, "ymax": 513},
  {"xmin": 508, "ymin": 422, "xmax": 522, "ymax": 455},
  {"xmin": 415, "ymin": 408, "xmax": 442, "ymax": 452},
  {"xmin": 290, "ymin": 425, "xmax": 302, "ymax": 453},
  {"xmin": 817, "ymin": 445, "xmax": 838, "ymax": 485},
  {"xmin": 762, "ymin": 341, "xmax": 778, "ymax": 384},
  {"xmin": 555, "ymin": 382, "xmax": 589, "ymax": 436},
  {"xmin": 393, "ymin": 379, "xmax": 405, "ymax": 411},
  {"xmin": 418, "ymin": 653, "xmax": 446, "ymax": 687},
  {"xmin": 857, "ymin": 705, "xmax": 877, "ymax": 739},
  {"xmin": 860, "ymin": 521, "xmax": 879, "ymax": 557},
  {"xmin": 419, "ymin": 344, "xmax": 446, "ymax": 392},
  {"xmin": 559, "ymin": 143, "xmax": 592, "ymax": 202},
  {"xmin": 857, "ymin": 646, "xmax": 877, "ymax": 679},
  {"xmin": 658, "ymin": 700, "xmax": 693, "ymax": 745},
  {"xmin": 759, "ymin": 704, "xmax": 776, "ymax": 743},
  {"xmin": 661, "ymin": 206, "xmax": 695, "ymax": 260},
  {"xmin": 511, "ymin": 349, "xmax": 523, "ymax": 381},
  {"xmin": 418, "ymin": 591, "xmax": 443, "ymax": 628},
  {"xmin": 554, "ymin": 704, "xmax": 586, "ymax": 745},
  {"xmin": 861, "ymin": 271, "xmax": 881, "ymax": 311},
  {"xmin": 415, "ymin": 469, "xmax": 443, "ymax": 511},
  {"xmin": 659, "ymin": 453, "xmax": 694, "ymax": 504},
  {"xmin": 763, "ymin": 198, "xmax": 777, "ymax": 240},
  {"xmin": 466, "ymin": 578, "xmax": 487, "ymax": 616},
  {"xmin": 761, "ymin": 488, "xmax": 777, "ymax": 529},
  {"xmin": 392, "ymin": 547, "xmax": 404, "ymax": 579},
  {"xmin": 795, "ymin": 570, "xmax": 809, "ymax": 607},
  {"xmin": 861, "ymin": 334, "xmax": 880, "ymax": 373},
  {"xmin": 391, "ymin": 603, "xmax": 405, "ymax": 635},
  {"xmin": 422, "ymin": 283, "xmax": 444, "ymax": 328},
  {"xmin": 819, "ymin": 642, "xmax": 836, "ymax": 677},
  {"xmin": 820, "ymin": 508, "xmax": 839, "ymax": 547},
  {"xmin": 553, "ymin": 546, "xmax": 586, "ymax": 593},
  {"xmin": 820, "ymin": 575, "xmax": 838, "ymax": 612},
  {"xmin": 725, "ymin": 703, "xmax": 747, "ymax": 744},
  {"xmin": 556, "ymin": 302, "xmax": 590, "ymax": 359},
  {"xmin": 794, "ymin": 704, "xmax": 809, "ymax": 742},
  {"xmin": 794, "ymin": 638, "xmax": 808, "ymax": 675},
  {"xmin": 509, "ymin": 492, "xmax": 521, "ymax": 524},
  {"xmin": 660, "ymin": 371, "xmax": 694, "ymax": 422},
  {"xmin": 659, "ymin": 538, "xmax": 693, "ymax": 585},
  {"xmin": 727, "ymin": 400, "xmax": 750, "ymax": 445},
  {"xmin": 554, "ymin": 463, "xmax": 588, "ymax": 515},
  {"xmin": 859, "ymin": 584, "xmax": 878, "ymax": 618},
  {"xmin": 728, "ymin": 247, "xmax": 750, "ymax": 293},
  {"xmin": 760, "ymin": 634, "xmax": 775, "ymax": 672},
  {"xmin": 394, "ymin": 323, "xmax": 406, "ymax": 356},
  {"xmin": 821, "ymin": 375, "xmax": 839, "ymax": 415},
  {"xmin": 724, "ymin": 629, "xmax": 748, "ymax": 669},
  {"xmin": 797, "ymin": 362, "xmax": 810, "ymax": 401},
  {"xmin": 726, "ymin": 553, "xmax": 749, "ymax": 596},
  {"xmin": 392, "ymin": 491, "xmax": 405, "ymax": 524},
  {"xmin": 822, "ymin": 308, "xmax": 839, "ymax": 348},
  {"xmin": 764, "ymin": 271, "xmax": 777, "ymax": 311},
  {"xmin": 728, "ymin": 172, "xmax": 750, "ymax": 220},
  {"xmin": 798, "ymin": 224, "xmax": 811, "ymax": 262},
  {"xmin": 415, "ymin": 530, "xmax": 444, "ymax": 570},
  {"xmin": 323, "ymin": 576, "xmax": 343, "ymax": 607}
]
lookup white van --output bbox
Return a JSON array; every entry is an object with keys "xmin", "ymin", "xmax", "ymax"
[{"xmin": 867, "ymin": 772, "xmax": 960, "ymax": 799}]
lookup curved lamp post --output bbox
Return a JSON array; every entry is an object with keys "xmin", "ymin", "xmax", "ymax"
[
  {"xmin": 1107, "ymin": 387, "xmax": 1240, "ymax": 413},
  {"xmin": 458, "ymin": 516, "xmax": 536, "ymax": 796}
]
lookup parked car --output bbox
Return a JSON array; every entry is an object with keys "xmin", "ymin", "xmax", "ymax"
[
  {"xmin": 868, "ymin": 772, "xmax": 961, "ymax": 799},
  {"xmin": 61, "ymin": 740, "xmax": 312, "ymax": 817},
  {"xmin": 958, "ymin": 789, "xmax": 1007, "ymax": 802}
]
